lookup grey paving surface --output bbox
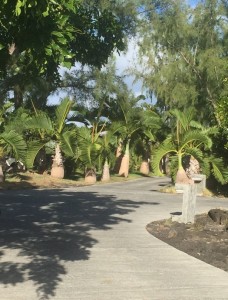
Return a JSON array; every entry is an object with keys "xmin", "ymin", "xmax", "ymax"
[{"xmin": 0, "ymin": 177, "xmax": 228, "ymax": 300}]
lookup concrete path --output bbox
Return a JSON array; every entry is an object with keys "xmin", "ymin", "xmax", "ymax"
[{"xmin": 0, "ymin": 177, "xmax": 228, "ymax": 300}]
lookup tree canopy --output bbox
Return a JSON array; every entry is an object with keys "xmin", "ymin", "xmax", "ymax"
[
  {"xmin": 0, "ymin": 0, "xmax": 136, "ymax": 107},
  {"xmin": 136, "ymin": 0, "xmax": 228, "ymax": 125}
]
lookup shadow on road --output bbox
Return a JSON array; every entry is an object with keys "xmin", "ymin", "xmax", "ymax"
[{"xmin": 0, "ymin": 188, "xmax": 159, "ymax": 299}]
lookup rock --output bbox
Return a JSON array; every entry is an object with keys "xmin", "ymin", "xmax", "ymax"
[
  {"xmin": 168, "ymin": 229, "xmax": 177, "ymax": 238},
  {"xmin": 208, "ymin": 209, "xmax": 228, "ymax": 225}
]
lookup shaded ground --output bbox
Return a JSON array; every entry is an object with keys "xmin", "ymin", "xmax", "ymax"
[
  {"xmin": 146, "ymin": 212, "xmax": 228, "ymax": 272},
  {"xmin": 0, "ymin": 188, "xmax": 149, "ymax": 299}
]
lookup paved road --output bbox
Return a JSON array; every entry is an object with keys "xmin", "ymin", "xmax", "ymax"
[{"xmin": 0, "ymin": 177, "xmax": 228, "ymax": 300}]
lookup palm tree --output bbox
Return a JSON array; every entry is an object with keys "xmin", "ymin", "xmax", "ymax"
[
  {"xmin": 77, "ymin": 126, "xmax": 101, "ymax": 184},
  {"xmin": 98, "ymin": 122, "xmax": 123, "ymax": 182},
  {"xmin": 0, "ymin": 131, "xmax": 27, "ymax": 182},
  {"xmin": 0, "ymin": 103, "xmax": 27, "ymax": 182},
  {"xmin": 114, "ymin": 96, "xmax": 143, "ymax": 177},
  {"xmin": 152, "ymin": 109, "xmax": 213, "ymax": 184},
  {"xmin": 138, "ymin": 107, "xmax": 162, "ymax": 175},
  {"xmin": 25, "ymin": 97, "xmax": 77, "ymax": 178}
]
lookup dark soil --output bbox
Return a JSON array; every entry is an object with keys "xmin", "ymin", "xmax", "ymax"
[{"xmin": 146, "ymin": 211, "xmax": 228, "ymax": 272}]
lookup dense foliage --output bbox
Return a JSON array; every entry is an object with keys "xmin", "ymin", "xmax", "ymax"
[{"xmin": 0, "ymin": 0, "xmax": 227, "ymax": 188}]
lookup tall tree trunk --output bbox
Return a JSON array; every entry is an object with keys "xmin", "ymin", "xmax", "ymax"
[
  {"xmin": 119, "ymin": 140, "xmax": 130, "ymax": 178},
  {"xmin": 51, "ymin": 143, "xmax": 64, "ymax": 179},
  {"xmin": 101, "ymin": 159, "xmax": 110, "ymax": 182},
  {"xmin": 113, "ymin": 138, "xmax": 123, "ymax": 173}
]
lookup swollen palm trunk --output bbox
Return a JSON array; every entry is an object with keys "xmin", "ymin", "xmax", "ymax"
[
  {"xmin": 51, "ymin": 144, "xmax": 64, "ymax": 179},
  {"xmin": 140, "ymin": 161, "xmax": 149, "ymax": 175},
  {"xmin": 85, "ymin": 168, "xmax": 96, "ymax": 184},
  {"xmin": 176, "ymin": 168, "xmax": 193, "ymax": 184},
  {"xmin": 118, "ymin": 142, "xmax": 130, "ymax": 178},
  {"xmin": 113, "ymin": 141, "xmax": 123, "ymax": 174},
  {"xmin": 101, "ymin": 160, "xmax": 110, "ymax": 182},
  {"xmin": 118, "ymin": 155, "xmax": 129, "ymax": 177}
]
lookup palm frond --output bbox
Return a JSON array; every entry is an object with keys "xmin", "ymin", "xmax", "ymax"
[
  {"xmin": 26, "ymin": 140, "xmax": 49, "ymax": 169},
  {"xmin": 181, "ymin": 130, "xmax": 212, "ymax": 150},
  {"xmin": 142, "ymin": 110, "xmax": 161, "ymax": 129},
  {"xmin": 210, "ymin": 157, "xmax": 228, "ymax": 185},
  {"xmin": 55, "ymin": 97, "xmax": 73, "ymax": 134},
  {"xmin": 108, "ymin": 121, "xmax": 124, "ymax": 136},
  {"xmin": 60, "ymin": 130, "xmax": 78, "ymax": 157},
  {"xmin": 25, "ymin": 112, "xmax": 53, "ymax": 132},
  {"xmin": 152, "ymin": 141, "xmax": 177, "ymax": 175},
  {"xmin": 0, "ymin": 131, "xmax": 27, "ymax": 161},
  {"xmin": 200, "ymin": 157, "xmax": 211, "ymax": 178},
  {"xmin": 202, "ymin": 126, "xmax": 219, "ymax": 136},
  {"xmin": 78, "ymin": 139, "xmax": 101, "ymax": 168},
  {"xmin": 144, "ymin": 129, "xmax": 156, "ymax": 142},
  {"xmin": 184, "ymin": 147, "xmax": 204, "ymax": 161},
  {"xmin": 77, "ymin": 126, "xmax": 92, "ymax": 141},
  {"xmin": 170, "ymin": 108, "xmax": 194, "ymax": 131},
  {"xmin": 189, "ymin": 120, "xmax": 203, "ymax": 129}
]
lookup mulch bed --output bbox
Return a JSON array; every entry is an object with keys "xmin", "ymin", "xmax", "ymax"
[{"xmin": 146, "ymin": 210, "xmax": 228, "ymax": 272}]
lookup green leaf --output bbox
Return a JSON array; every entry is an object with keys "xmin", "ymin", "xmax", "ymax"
[
  {"xmin": 181, "ymin": 130, "xmax": 212, "ymax": 150},
  {"xmin": 152, "ymin": 141, "xmax": 177, "ymax": 175},
  {"xmin": 25, "ymin": 113, "xmax": 53, "ymax": 132},
  {"xmin": 62, "ymin": 61, "xmax": 72, "ymax": 68},
  {"xmin": 52, "ymin": 31, "xmax": 64, "ymax": 38},
  {"xmin": 15, "ymin": 0, "xmax": 23, "ymax": 16},
  {"xmin": 210, "ymin": 157, "xmax": 228, "ymax": 185},
  {"xmin": 26, "ymin": 141, "xmax": 48, "ymax": 169},
  {"xmin": 60, "ymin": 129, "xmax": 78, "ymax": 157},
  {"xmin": 45, "ymin": 47, "xmax": 52, "ymax": 56},
  {"xmin": 184, "ymin": 147, "xmax": 203, "ymax": 161},
  {"xmin": 55, "ymin": 97, "xmax": 73, "ymax": 134},
  {"xmin": 0, "ymin": 131, "xmax": 27, "ymax": 161}
]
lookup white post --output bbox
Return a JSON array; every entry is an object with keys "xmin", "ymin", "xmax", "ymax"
[{"xmin": 182, "ymin": 184, "xmax": 197, "ymax": 223}]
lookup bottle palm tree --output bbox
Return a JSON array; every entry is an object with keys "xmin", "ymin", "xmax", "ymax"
[
  {"xmin": 138, "ymin": 107, "xmax": 162, "ymax": 175},
  {"xmin": 115, "ymin": 96, "xmax": 143, "ymax": 177},
  {"xmin": 77, "ymin": 126, "xmax": 101, "ymax": 184},
  {"xmin": 98, "ymin": 122, "xmax": 123, "ymax": 182},
  {"xmin": 25, "ymin": 97, "xmax": 77, "ymax": 178},
  {"xmin": 152, "ymin": 109, "xmax": 213, "ymax": 184}
]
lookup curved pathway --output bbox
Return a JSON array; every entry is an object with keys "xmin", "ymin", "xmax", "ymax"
[{"xmin": 0, "ymin": 177, "xmax": 228, "ymax": 299}]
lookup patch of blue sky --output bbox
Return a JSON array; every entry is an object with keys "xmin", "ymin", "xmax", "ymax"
[{"xmin": 187, "ymin": 0, "xmax": 200, "ymax": 7}]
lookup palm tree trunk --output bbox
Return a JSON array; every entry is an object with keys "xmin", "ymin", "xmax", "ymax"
[
  {"xmin": 176, "ymin": 153, "xmax": 193, "ymax": 184},
  {"xmin": 85, "ymin": 168, "xmax": 97, "ymax": 184},
  {"xmin": 101, "ymin": 159, "xmax": 110, "ymax": 182},
  {"xmin": 51, "ymin": 143, "xmax": 64, "ymax": 179},
  {"xmin": 140, "ymin": 160, "xmax": 149, "ymax": 175},
  {"xmin": 113, "ymin": 138, "xmax": 123, "ymax": 173},
  {"xmin": 119, "ymin": 140, "xmax": 130, "ymax": 178}
]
